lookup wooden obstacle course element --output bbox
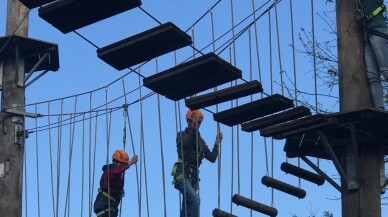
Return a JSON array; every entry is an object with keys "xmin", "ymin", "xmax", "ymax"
[
  {"xmin": 185, "ymin": 80, "xmax": 263, "ymax": 110},
  {"xmin": 281, "ymin": 162, "xmax": 325, "ymax": 186},
  {"xmin": 143, "ymin": 52, "xmax": 242, "ymax": 101},
  {"xmin": 39, "ymin": 0, "xmax": 142, "ymax": 33},
  {"xmin": 261, "ymin": 176, "xmax": 306, "ymax": 199},
  {"xmin": 260, "ymin": 114, "xmax": 329, "ymax": 139},
  {"xmin": 212, "ymin": 208, "xmax": 237, "ymax": 217},
  {"xmin": 241, "ymin": 106, "xmax": 311, "ymax": 132},
  {"xmin": 19, "ymin": 0, "xmax": 56, "ymax": 9},
  {"xmin": 232, "ymin": 194, "xmax": 277, "ymax": 217},
  {"xmin": 213, "ymin": 94, "xmax": 294, "ymax": 126},
  {"xmin": 97, "ymin": 22, "xmax": 192, "ymax": 70}
]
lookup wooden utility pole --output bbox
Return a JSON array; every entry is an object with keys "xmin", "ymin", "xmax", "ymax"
[
  {"xmin": 0, "ymin": 0, "xmax": 29, "ymax": 216},
  {"xmin": 336, "ymin": 0, "xmax": 382, "ymax": 216}
]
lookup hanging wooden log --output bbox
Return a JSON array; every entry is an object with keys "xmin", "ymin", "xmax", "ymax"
[
  {"xmin": 281, "ymin": 162, "xmax": 325, "ymax": 186},
  {"xmin": 212, "ymin": 208, "xmax": 237, "ymax": 217},
  {"xmin": 261, "ymin": 176, "xmax": 306, "ymax": 199},
  {"xmin": 232, "ymin": 194, "xmax": 277, "ymax": 217}
]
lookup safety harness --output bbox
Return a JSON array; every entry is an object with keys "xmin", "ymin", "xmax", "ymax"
[
  {"xmin": 171, "ymin": 158, "xmax": 198, "ymax": 185},
  {"xmin": 96, "ymin": 188, "xmax": 119, "ymax": 216},
  {"xmin": 365, "ymin": 5, "xmax": 388, "ymax": 20}
]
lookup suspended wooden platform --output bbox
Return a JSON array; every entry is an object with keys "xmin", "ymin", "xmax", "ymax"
[
  {"xmin": 241, "ymin": 106, "xmax": 311, "ymax": 132},
  {"xmin": 143, "ymin": 52, "xmax": 242, "ymax": 101},
  {"xmin": 279, "ymin": 108, "xmax": 388, "ymax": 159},
  {"xmin": 0, "ymin": 35, "xmax": 59, "ymax": 73},
  {"xmin": 213, "ymin": 94, "xmax": 294, "ymax": 126},
  {"xmin": 212, "ymin": 208, "xmax": 237, "ymax": 217},
  {"xmin": 232, "ymin": 194, "xmax": 277, "ymax": 216},
  {"xmin": 260, "ymin": 114, "xmax": 329, "ymax": 139},
  {"xmin": 185, "ymin": 80, "xmax": 263, "ymax": 110},
  {"xmin": 281, "ymin": 162, "xmax": 325, "ymax": 186},
  {"xmin": 97, "ymin": 22, "xmax": 192, "ymax": 70},
  {"xmin": 261, "ymin": 176, "xmax": 306, "ymax": 199},
  {"xmin": 19, "ymin": 0, "xmax": 56, "ymax": 9},
  {"xmin": 38, "ymin": 0, "xmax": 142, "ymax": 33}
]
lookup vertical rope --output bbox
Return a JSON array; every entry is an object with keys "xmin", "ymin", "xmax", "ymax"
[
  {"xmin": 248, "ymin": 26, "xmax": 254, "ymax": 217},
  {"xmin": 228, "ymin": 45, "xmax": 235, "ymax": 214},
  {"xmin": 91, "ymin": 111, "xmax": 99, "ymax": 217},
  {"xmin": 155, "ymin": 58, "xmax": 168, "ymax": 217},
  {"xmin": 56, "ymin": 99, "xmax": 64, "ymax": 217},
  {"xmin": 311, "ymin": 0, "xmax": 318, "ymax": 114},
  {"xmin": 268, "ymin": 9, "xmax": 275, "ymax": 207},
  {"xmin": 192, "ymin": 26, "xmax": 196, "ymax": 59},
  {"xmin": 81, "ymin": 113, "xmax": 86, "ymax": 217},
  {"xmin": 121, "ymin": 78, "xmax": 141, "ymax": 215},
  {"xmin": 64, "ymin": 96, "xmax": 77, "ymax": 217},
  {"xmin": 210, "ymin": 8, "xmax": 222, "ymax": 210},
  {"xmin": 34, "ymin": 104, "xmax": 41, "ymax": 217},
  {"xmin": 274, "ymin": 1, "xmax": 284, "ymax": 95},
  {"xmin": 104, "ymin": 88, "xmax": 111, "ymax": 217},
  {"xmin": 88, "ymin": 93, "xmax": 93, "ymax": 217},
  {"xmin": 47, "ymin": 102, "xmax": 56, "ymax": 217}
]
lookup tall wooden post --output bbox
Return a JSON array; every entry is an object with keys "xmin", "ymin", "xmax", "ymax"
[
  {"xmin": 0, "ymin": 0, "xmax": 29, "ymax": 216},
  {"xmin": 336, "ymin": 0, "xmax": 382, "ymax": 216}
]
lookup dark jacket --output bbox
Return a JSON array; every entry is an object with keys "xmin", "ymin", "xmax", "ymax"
[
  {"xmin": 361, "ymin": 0, "xmax": 387, "ymax": 29},
  {"xmin": 173, "ymin": 127, "xmax": 219, "ymax": 184}
]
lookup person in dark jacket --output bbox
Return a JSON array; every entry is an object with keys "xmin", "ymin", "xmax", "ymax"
[
  {"xmin": 94, "ymin": 149, "xmax": 138, "ymax": 217},
  {"xmin": 359, "ymin": 0, "xmax": 387, "ymax": 194},
  {"xmin": 171, "ymin": 109, "xmax": 223, "ymax": 217}
]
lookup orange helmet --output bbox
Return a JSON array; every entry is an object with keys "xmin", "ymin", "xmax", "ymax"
[
  {"xmin": 112, "ymin": 149, "xmax": 129, "ymax": 163},
  {"xmin": 186, "ymin": 109, "xmax": 204, "ymax": 122}
]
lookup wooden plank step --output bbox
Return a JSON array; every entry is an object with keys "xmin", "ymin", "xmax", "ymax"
[
  {"xmin": 261, "ymin": 176, "xmax": 306, "ymax": 199},
  {"xmin": 281, "ymin": 162, "xmax": 325, "ymax": 186},
  {"xmin": 260, "ymin": 114, "xmax": 327, "ymax": 138},
  {"xmin": 212, "ymin": 208, "xmax": 237, "ymax": 217},
  {"xmin": 19, "ymin": 0, "xmax": 56, "ymax": 9},
  {"xmin": 213, "ymin": 94, "xmax": 294, "ymax": 126},
  {"xmin": 241, "ymin": 106, "xmax": 311, "ymax": 132},
  {"xmin": 143, "ymin": 52, "xmax": 242, "ymax": 101},
  {"xmin": 232, "ymin": 194, "xmax": 277, "ymax": 216},
  {"xmin": 185, "ymin": 80, "xmax": 263, "ymax": 110},
  {"xmin": 38, "ymin": 0, "xmax": 142, "ymax": 34},
  {"xmin": 0, "ymin": 36, "xmax": 59, "ymax": 73},
  {"xmin": 97, "ymin": 22, "xmax": 192, "ymax": 70}
]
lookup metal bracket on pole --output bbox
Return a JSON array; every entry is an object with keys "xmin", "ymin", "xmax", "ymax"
[
  {"xmin": 2, "ymin": 107, "xmax": 40, "ymax": 118},
  {"xmin": 346, "ymin": 124, "xmax": 359, "ymax": 190},
  {"xmin": 24, "ymin": 52, "xmax": 49, "ymax": 83},
  {"xmin": 301, "ymin": 156, "xmax": 342, "ymax": 192},
  {"xmin": 25, "ymin": 69, "xmax": 49, "ymax": 88},
  {"xmin": 316, "ymin": 130, "xmax": 349, "ymax": 184}
]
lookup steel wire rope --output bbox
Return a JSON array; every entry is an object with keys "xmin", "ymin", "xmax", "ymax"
[
  {"xmin": 27, "ymin": 91, "xmax": 155, "ymax": 133},
  {"xmin": 64, "ymin": 97, "xmax": 78, "ymax": 217},
  {"xmin": 88, "ymin": 93, "xmax": 93, "ymax": 217},
  {"xmin": 229, "ymin": 0, "xmax": 241, "ymax": 197},
  {"xmin": 267, "ymin": 9, "xmax": 275, "ymax": 207},
  {"xmin": 154, "ymin": 58, "xmax": 168, "ymax": 217},
  {"xmin": 56, "ymin": 99, "xmax": 64, "ymax": 217},
  {"xmin": 90, "ymin": 111, "xmax": 99, "ymax": 217},
  {"xmin": 311, "ymin": 0, "xmax": 318, "ymax": 115},
  {"xmin": 137, "ymin": 68, "xmax": 151, "ymax": 217},
  {"xmin": 210, "ymin": 8, "xmax": 222, "ymax": 211},
  {"xmin": 120, "ymin": 78, "xmax": 141, "ymax": 217},
  {"xmin": 81, "ymin": 113, "xmax": 86, "ymax": 217},
  {"xmin": 47, "ymin": 102, "xmax": 57, "ymax": 217},
  {"xmin": 228, "ymin": 45, "xmax": 235, "ymax": 214},
  {"xmin": 33, "ymin": 104, "xmax": 41, "ymax": 217},
  {"xmin": 104, "ymin": 87, "xmax": 112, "ymax": 217},
  {"xmin": 274, "ymin": 2, "xmax": 284, "ymax": 96},
  {"xmin": 248, "ymin": 26, "xmax": 254, "ymax": 217}
]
